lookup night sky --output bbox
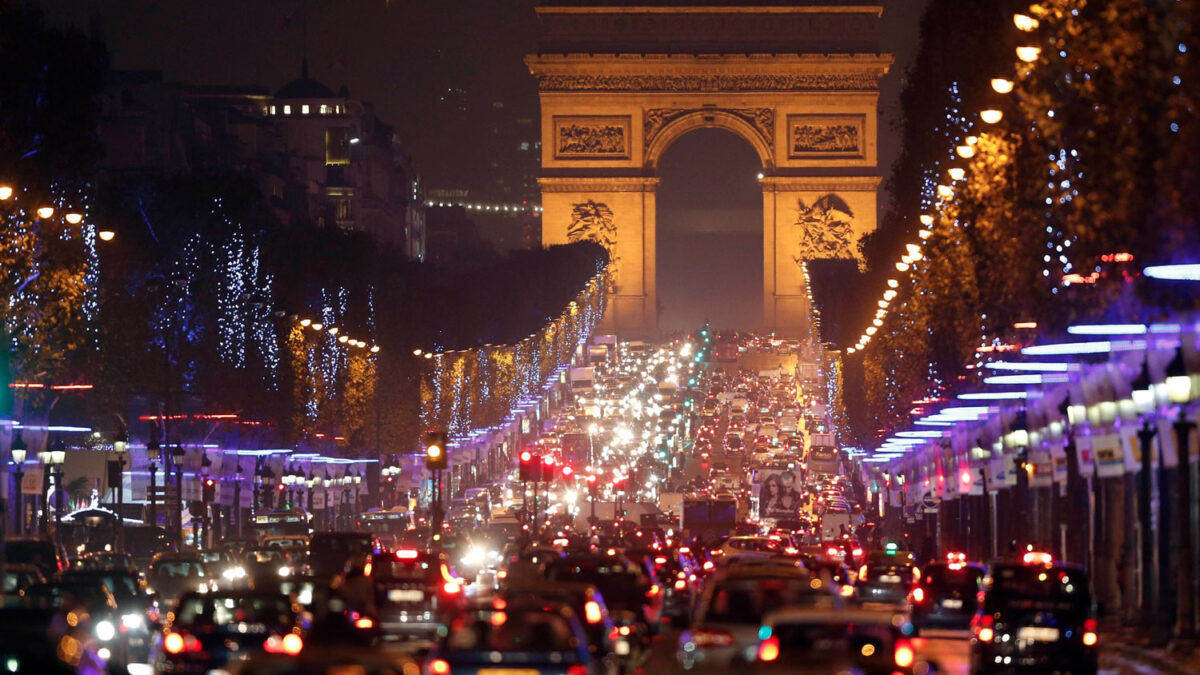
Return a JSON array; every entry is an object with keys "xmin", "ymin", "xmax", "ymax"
[{"xmin": 37, "ymin": 0, "xmax": 928, "ymax": 331}]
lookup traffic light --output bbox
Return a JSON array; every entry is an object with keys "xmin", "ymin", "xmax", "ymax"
[
  {"xmin": 519, "ymin": 451, "xmax": 538, "ymax": 481},
  {"xmin": 424, "ymin": 431, "xmax": 448, "ymax": 470},
  {"xmin": 202, "ymin": 477, "xmax": 216, "ymax": 502},
  {"xmin": 586, "ymin": 473, "xmax": 599, "ymax": 496},
  {"xmin": 561, "ymin": 464, "xmax": 574, "ymax": 479},
  {"xmin": 541, "ymin": 456, "xmax": 556, "ymax": 482}
]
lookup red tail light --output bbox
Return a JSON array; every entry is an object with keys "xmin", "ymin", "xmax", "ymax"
[
  {"xmin": 584, "ymin": 600, "xmax": 603, "ymax": 624},
  {"xmin": 163, "ymin": 632, "xmax": 202, "ymax": 654},
  {"xmin": 826, "ymin": 547, "xmax": 839, "ymax": 557},
  {"xmin": 1083, "ymin": 618, "xmax": 1098, "ymax": 646},
  {"xmin": 567, "ymin": 666, "xmax": 589, "ymax": 675},
  {"xmin": 428, "ymin": 658, "xmax": 451, "ymax": 675},
  {"xmin": 894, "ymin": 638, "xmax": 915, "ymax": 668},
  {"xmin": 395, "ymin": 549, "xmax": 420, "ymax": 560},
  {"xmin": 355, "ymin": 616, "xmax": 375, "ymax": 629},
  {"xmin": 911, "ymin": 587, "xmax": 925, "ymax": 603},
  {"xmin": 646, "ymin": 584, "xmax": 660, "ymax": 598},
  {"xmin": 443, "ymin": 581, "xmax": 462, "ymax": 594},
  {"xmin": 757, "ymin": 636, "xmax": 780, "ymax": 662},
  {"xmin": 263, "ymin": 633, "xmax": 303, "ymax": 655},
  {"xmin": 973, "ymin": 614, "xmax": 995, "ymax": 643}
]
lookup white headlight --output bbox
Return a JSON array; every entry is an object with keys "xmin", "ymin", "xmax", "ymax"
[
  {"xmin": 121, "ymin": 613, "xmax": 145, "ymax": 630},
  {"xmin": 278, "ymin": 566, "xmax": 291, "ymax": 577},
  {"xmin": 95, "ymin": 619, "xmax": 116, "ymax": 641}
]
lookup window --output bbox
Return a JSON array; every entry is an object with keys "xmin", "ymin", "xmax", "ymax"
[
  {"xmin": 283, "ymin": 104, "xmax": 291, "ymax": 115},
  {"xmin": 269, "ymin": 105, "xmax": 276, "ymax": 115},
  {"xmin": 301, "ymin": 104, "xmax": 310, "ymax": 114},
  {"xmin": 320, "ymin": 104, "xmax": 329, "ymax": 114},
  {"xmin": 325, "ymin": 127, "xmax": 351, "ymax": 165},
  {"xmin": 336, "ymin": 199, "xmax": 351, "ymax": 221}
]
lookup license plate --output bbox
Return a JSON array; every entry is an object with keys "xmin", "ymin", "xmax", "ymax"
[
  {"xmin": 615, "ymin": 639, "xmax": 631, "ymax": 655},
  {"xmin": 388, "ymin": 589, "xmax": 424, "ymax": 602},
  {"xmin": 942, "ymin": 599, "xmax": 963, "ymax": 609},
  {"xmin": 479, "ymin": 670, "xmax": 539, "ymax": 675},
  {"xmin": 879, "ymin": 575, "xmax": 901, "ymax": 583},
  {"xmin": 1018, "ymin": 627, "xmax": 1060, "ymax": 642}
]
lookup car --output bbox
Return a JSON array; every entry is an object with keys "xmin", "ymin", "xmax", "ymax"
[
  {"xmin": 146, "ymin": 552, "xmax": 214, "ymax": 607},
  {"xmin": 306, "ymin": 532, "xmax": 383, "ymax": 580},
  {"xmin": 0, "ymin": 606, "xmax": 109, "ymax": 675},
  {"xmin": 2, "ymin": 563, "xmax": 45, "ymax": 608},
  {"xmin": 4, "ymin": 538, "xmax": 68, "ymax": 580},
  {"xmin": 970, "ymin": 553, "xmax": 1097, "ymax": 674},
  {"xmin": 751, "ymin": 606, "xmax": 928, "ymax": 675},
  {"xmin": 71, "ymin": 552, "xmax": 138, "ymax": 575},
  {"xmin": 60, "ymin": 569, "xmax": 159, "ymax": 667},
  {"xmin": 676, "ymin": 566, "xmax": 839, "ymax": 670},
  {"xmin": 242, "ymin": 547, "xmax": 298, "ymax": 582},
  {"xmin": 543, "ymin": 552, "xmax": 656, "ymax": 668},
  {"xmin": 910, "ymin": 554, "xmax": 985, "ymax": 631},
  {"xmin": 160, "ymin": 590, "xmax": 307, "ymax": 673},
  {"xmin": 648, "ymin": 550, "xmax": 700, "ymax": 625},
  {"xmin": 719, "ymin": 536, "xmax": 783, "ymax": 558},
  {"xmin": 431, "ymin": 597, "xmax": 601, "ymax": 675},
  {"xmin": 855, "ymin": 547, "xmax": 917, "ymax": 606},
  {"xmin": 23, "ymin": 580, "xmax": 128, "ymax": 670},
  {"xmin": 231, "ymin": 646, "xmax": 417, "ymax": 675},
  {"xmin": 506, "ymin": 583, "xmax": 620, "ymax": 675},
  {"xmin": 369, "ymin": 548, "xmax": 464, "ymax": 643}
]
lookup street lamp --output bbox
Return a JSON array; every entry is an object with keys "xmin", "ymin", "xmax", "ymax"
[
  {"xmin": 49, "ymin": 440, "xmax": 66, "ymax": 542},
  {"xmin": 147, "ymin": 436, "xmax": 161, "ymax": 531},
  {"xmin": 10, "ymin": 432, "xmax": 27, "ymax": 536},
  {"xmin": 112, "ymin": 428, "xmax": 128, "ymax": 551}
]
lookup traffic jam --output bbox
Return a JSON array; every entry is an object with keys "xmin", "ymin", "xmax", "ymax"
[{"xmin": 2, "ymin": 331, "xmax": 1100, "ymax": 675}]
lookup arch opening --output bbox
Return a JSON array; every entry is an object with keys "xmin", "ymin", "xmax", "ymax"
[{"xmin": 655, "ymin": 127, "xmax": 764, "ymax": 333}]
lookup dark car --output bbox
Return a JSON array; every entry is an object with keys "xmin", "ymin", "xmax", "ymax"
[
  {"xmin": 506, "ymin": 583, "xmax": 619, "ymax": 675},
  {"xmin": 71, "ymin": 552, "xmax": 138, "ymax": 575},
  {"xmin": 23, "ymin": 580, "xmax": 127, "ymax": 671},
  {"xmin": 430, "ymin": 598, "xmax": 599, "ymax": 675},
  {"xmin": 370, "ymin": 548, "xmax": 464, "ymax": 642},
  {"xmin": 855, "ymin": 549, "xmax": 918, "ymax": 606},
  {"xmin": 306, "ymin": 532, "xmax": 382, "ymax": 579},
  {"xmin": 751, "ymin": 606, "xmax": 928, "ymax": 675},
  {"xmin": 649, "ymin": 550, "xmax": 700, "ymax": 625},
  {"xmin": 3, "ymin": 564, "xmax": 45, "ymax": 608},
  {"xmin": 971, "ymin": 555, "xmax": 1097, "ymax": 675},
  {"xmin": 147, "ymin": 552, "xmax": 214, "ymax": 608},
  {"xmin": 159, "ymin": 590, "xmax": 306, "ymax": 674},
  {"xmin": 60, "ymin": 569, "xmax": 159, "ymax": 667},
  {"xmin": 910, "ymin": 557, "xmax": 985, "ymax": 631},
  {"xmin": 0, "ymin": 607, "xmax": 109, "ymax": 675},
  {"xmin": 4, "ymin": 538, "xmax": 68, "ymax": 579},
  {"xmin": 543, "ymin": 553, "xmax": 655, "ymax": 670}
]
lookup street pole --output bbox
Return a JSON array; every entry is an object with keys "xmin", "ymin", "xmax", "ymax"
[
  {"xmin": 1138, "ymin": 421, "xmax": 1157, "ymax": 625},
  {"xmin": 1174, "ymin": 411, "xmax": 1196, "ymax": 646}
]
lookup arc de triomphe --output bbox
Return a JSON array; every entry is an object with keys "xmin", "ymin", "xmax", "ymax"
[{"xmin": 528, "ymin": 3, "xmax": 892, "ymax": 337}]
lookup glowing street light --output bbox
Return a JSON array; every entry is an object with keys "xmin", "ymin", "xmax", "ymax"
[
  {"xmin": 98, "ymin": 229, "xmax": 116, "ymax": 241},
  {"xmin": 956, "ymin": 144, "xmax": 976, "ymax": 159},
  {"xmin": 948, "ymin": 167, "xmax": 966, "ymax": 181},
  {"xmin": 919, "ymin": 214, "xmax": 934, "ymax": 226},
  {"xmin": 1013, "ymin": 13, "xmax": 1039, "ymax": 31},
  {"xmin": 1016, "ymin": 46, "xmax": 1041, "ymax": 62},
  {"xmin": 36, "ymin": 206, "xmax": 55, "ymax": 219},
  {"xmin": 64, "ymin": 211, "xmax": 83, "ymax": 225},
  {"xmin": 991, "ymin": 78, "xmax": 1014, "ymax": 94},
  {"xmin": 980, "ymin": 109, "xmax": 1004, "ymax": 124}
]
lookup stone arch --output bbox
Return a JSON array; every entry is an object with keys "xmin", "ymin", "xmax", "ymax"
[{"xmin": 643, "ymin": 109, "xmax": 774, "ymax": 171}]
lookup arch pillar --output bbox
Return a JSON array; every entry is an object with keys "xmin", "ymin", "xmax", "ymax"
[{"xmin": 540, "ymin": 176, "xmax": 660, "ymax": 338}]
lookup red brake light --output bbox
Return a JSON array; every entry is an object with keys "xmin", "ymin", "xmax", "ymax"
[
  {"xmin": 395, "ymin": 549, "xmax": 420, "ymax": 560},
  {"xmin": 974, "ymin": 614, "xmax": 995, "ymax": 643},
  {"xmin": 443, "ymin": 581, "xmax": 462, "ymax": 594},
  {"xmin": 584, "ymin": 600, "xmax": 603, "ymax": 624},
  {"xmin": 263, "ymin": 633, "xmax": 303, "ymax": 655},
  {"xmin": 826, "ymin": 547, "xmax": 839, "ymax": 557},
  {"xmin": 894, "ymin": 638, "xmax": 915, "ymax": 668},
  {"xmin": 1022, "ymin": 551, "xmax": 1053, "ymax": 565},
  {"xmin": 1083, "ymin": 618, "xmax": 1098, "ymax": 646},
  {"xmin": 911, "ymin": 587, "xmax": 925, "ymax": 603},
  {"xmin": 567, "ymin": 666, "xmax": 589, "ymax": 675},
  {"xmin": 852, "ymin": 548, "xmax": 863, "ymax": 558},
  {"xmin": 163, "ymin": 632, "xmax": 201, "ymax": 654},
  {"xmin": 355, "ymin": 617, "xmax": 375, "ymax": 629},
  {"xmin": 674, "ymin": 579, "xmax": 686, "ymax": 591},
  {"xmin": 757, "ymin": 636, "xmax": 780, "ymax": 662},
  {"xmin": 429, "ymin": 658, "xmax": 451, "ymax": 675},
  {"xmin": 654, "ymin": 557, "xmax": 668, "ymax": 565},
  {"xmin": 646, "ymin": 584, "xmax": 660, "ymax": 598}
]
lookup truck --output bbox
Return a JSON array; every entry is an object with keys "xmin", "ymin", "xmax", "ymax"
[
  {"xmin": 567, "ymin": 366, "xmax": 596, "ymax": 396},
  {"xmin": 807, "ymin": 445, "xmax": 841, "ymax": 477},
  {"xmin": 681, "ymin": 496, "xmax": 738, "ymax": 540},
  {"xmin": 587, "ymin": 344, "xmax": 610, "ymax": 365}
]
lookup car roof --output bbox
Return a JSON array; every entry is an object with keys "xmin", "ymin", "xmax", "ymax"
[{"xmin": 764, "ymin": 606, "xmax": 904, "ymax": 627}]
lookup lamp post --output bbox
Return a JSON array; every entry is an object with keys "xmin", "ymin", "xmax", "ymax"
[
  {"xmin": 341, "ymin": 475, "xmax": 351, "ymax": 529},
  {"xmin": 1165, "ymin": 349, "xmax": 1195, "ymax": 645},
  {"xmin": 232, "ymin": 459, "xmax": 243, "ymax": 539},
  {"xmin": 11, "ymin": 432, "xmax": 27, "ymax": 536},
  {"xmin": 50, "ymin": 441, "xmax": 66, "ymax": 544},
  {"xmin": 353, "ymin": 471, "xmax": 363, "ymax": 517},
  {"xmin": 147, "ymin": 436, "xmax": 161, "ymax": 531},
  {"xmin": 171, "ymin": 445, "xmax": 184, "ymax": 547},
  {"xmin": 113, "ymin": 428, "xmax": 128, "ymax": 552},
  {"xmin": 306, "ymin": 471, "xmax": 316, "ymax": 513},
  {"xmin": 37, "ymin": 448, "xmax": 50, "ymax": 534}
]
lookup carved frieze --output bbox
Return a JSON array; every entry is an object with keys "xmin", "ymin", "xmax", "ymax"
[
  {"xmin": 787, "ymin": 115, "xmax": 865, "ymax": 159},
  {"xmin": 643, "ymin": 107, "xmax": 775, "ymax": 154},
  {"xmin": 554, "ymin": 116, "xmax": 631, "ymax": 159},
  {"xmin": 535, "ymin": 73, "xmax": 882, "ymax": 93}
]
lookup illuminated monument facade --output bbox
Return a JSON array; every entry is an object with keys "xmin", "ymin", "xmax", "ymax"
[{"xmin": 528, "ymin": 2, "xmax": 892, "ymax": 337}]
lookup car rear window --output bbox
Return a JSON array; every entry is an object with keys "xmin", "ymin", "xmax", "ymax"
[
  {"xmin": 152, "ymin": 561, "xmax": 207, "ymax": 578},
  {"xmin": 924, "ymin": 566, "xmax": 983, "ymax": 592},
  {"xmin": 62, "ymin": 573, "xmax": 139, "ymax": 599},
  {"xmin": 704, "ymin": 577, "xmax": 824, "ymax": 624},
  {"xmin": 447, "ymin": 609, "xmax": 578, "ymax": 652},
  {"xmin": 988, "ymin": 566, "xmax": 1090, "ymax": 613}
]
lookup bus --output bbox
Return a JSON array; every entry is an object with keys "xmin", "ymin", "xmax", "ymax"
[
  {"xmin": 713, "ymin": 342, "xmax": 739, "ymax": 362},
  {"xmin": 250, "ymin": 509, "xmax": 310, "ymax": 542},
  {"xmin": 807, "ymin": 446, "xmax": 841, "ymax": 477}
]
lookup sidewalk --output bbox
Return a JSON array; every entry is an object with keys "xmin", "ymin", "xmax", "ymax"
[{"xmin": 1099, "ymin": 626, "xmax": 1200, "ymax": 675}]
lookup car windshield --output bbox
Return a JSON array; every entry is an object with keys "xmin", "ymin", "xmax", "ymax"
[
  {"xmin": 372, "ymin": 557, "xmax": 438, "ymax": 582},
  {"xmin": 24, "ymin": 583, "xmax": 110, "ymax": 610},
  {"xmin": 176, "ymin": 594, "xmax": 294, "ymax": 628},
  {"xmin": 988, "ymin": 566, "xmax": 1090, "ymax": 614},
  {"xmin": 703, "ymin": 577, "xmax": 824, "ymax": 624},
  {"xmin": 62, "ymin": 573, "xmax": 139, "ymax": 599},
  {"xmin": 152, "ymin": 560, "xmax": 207, "ymax": 578},
  {"xmin": 447, "ymin": 609, "xmax": 578, "ymax": 653}
]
